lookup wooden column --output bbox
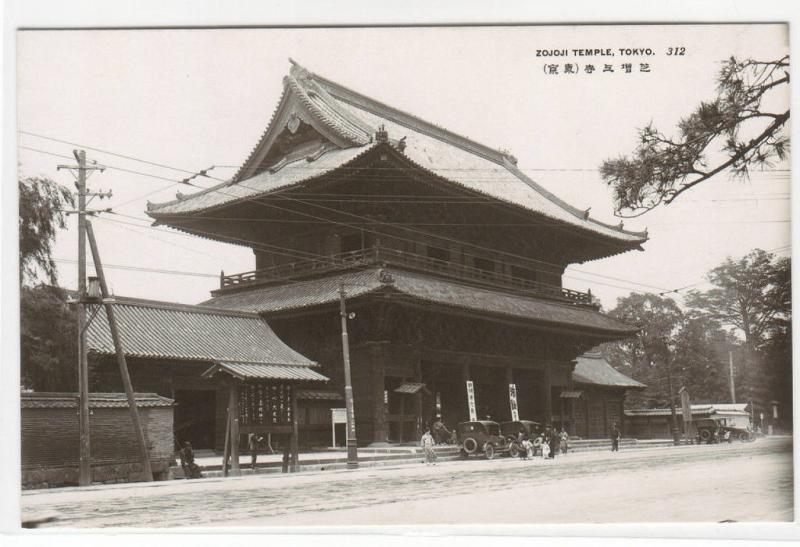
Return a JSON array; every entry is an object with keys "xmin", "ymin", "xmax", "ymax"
[
  {"xmin": 290, "ymin": 384, "xmax": 299, "ymax": 472},
  {"xmin": 398, "ymin": 376, "xmax": 406, "ymax": 443},
  {"xmin": 414, "ymin": 358, "xmax": 423, "ymax": 439},
  {"xmin": 222, "ymin": 383, "xmax": 232, "ymax": 477},
  {"xmin": 462, "ymin": 363, "xmax": 471, "ymax": 422},
  {"xmin": 373, "ymin": 361, "xmax": 388, "ymax": 443},
  {"xmin": 543, "ymin": 363, "xmax": 552, "ymax": 425},
  {"xmin": 228, "ymin": 382, "xmax": 241, "ymax": 476}
]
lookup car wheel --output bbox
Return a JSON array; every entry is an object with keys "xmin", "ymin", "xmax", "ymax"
[
  {"xmin": 508, "ymin": 442, "xmax": 520, "ymax": 458},
  {"xmin": 463, "ymin": 437, "xmax": 478, "ymax": 454},
  {"xmin": 484, "ymin": 443, "xmax": 495, "ymax": 460},
  {"xmin": 739, "ymin": 431, "xmax": 750, "ymax": 442},
  {"xmin": 699, "ymin": 429, "xmax": 712, "ymax": 442}
]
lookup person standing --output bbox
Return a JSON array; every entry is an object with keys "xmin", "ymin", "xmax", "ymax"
[
  {"xmin": 420, "ymin": 429, "xmax": 437, "ymax": 465},
  {"xmin": 547, "ymin": 426, "xmax": 558, "ymax": 459},
  {"xmin": 248, "ymin": 433, "xmax": 264, "ymax": 471},
  {"xmin": 610, "ymin": 422, "xmax": 621, "ymax": 452},
  {"xmin": 559, "ymin": 427, "xmax": 569, "ymax": 455}
]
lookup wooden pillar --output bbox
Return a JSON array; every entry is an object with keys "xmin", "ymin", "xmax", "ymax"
[
  {"xmin": 222, "ymin": 389, "xmax": 232, "ymax": 477},
  {"xmin": 415, "ymin": 358, "xmax": 423, "ymax": 439},
  {"xmin": 543, "ymin": 363, "xmax": 552, "ymax": 425},
  {"xmin": 398, "ymin": 376, "xmax": 406, "ymax": 443},
  {"xmin": 505, "ymin": 366, "xmax": 513, "ymax": 421},
  {"xmin": 228, "ymin": 382, "xmax": 241, "ymax": 476},
  {"xmin": 462, "ymin": 363, "xmax": 471, "ymax": 422},
  {"xmin": 290, "ymin": 384, "xmax": 299, "ymax": 472},
  {"xmin": 373, "ymin": 361, "xmax": 388, "ymax": 443}
]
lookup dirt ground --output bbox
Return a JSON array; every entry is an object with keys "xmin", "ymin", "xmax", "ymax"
[{"xmin": 21, "ymin": 436, "xmax": 793, "ymax": 528}]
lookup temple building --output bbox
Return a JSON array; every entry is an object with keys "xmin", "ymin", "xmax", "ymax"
[{"xmin": 138, "ymin": 60, "xmax": 648, "ymax": 447}]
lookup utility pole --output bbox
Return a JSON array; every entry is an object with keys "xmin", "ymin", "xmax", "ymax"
[
  {"xmin": 729, "ymin": 350, "xmax": 736, "ymax": 404},
  {"xmin": 664, "ymin": 353, "xmax": 681, "ymax": 446},
  {"xmin": 339, "ymin": 284, "xmax": 359, "ymax": 469},
  {"xmin": 58, "ymin": 150, "xmax": 104, "ymax": 486},
  {"xmin": 86, "ymin": 221, "xmax": 153, "ymax": 481}
]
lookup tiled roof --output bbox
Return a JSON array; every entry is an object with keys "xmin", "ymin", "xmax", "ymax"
[
  {"xmin": 572, "ymin": 352, "xmax": 646, "ymax": 389},
  {"xmin": 85, "ymin": 296, "xmax": 316, "ymax": 367},
  {"xmin": 297, "ymin": 389, "xmax": 343, "ymax": 401},
  {"xmin": 202, "ymin": 268, "xmax": 638, "ymax": 336},
  {"xmin": 201, "ymin": 361, "xmax": 328, "ymax": 382},
  {"xmin": 147, "ymin": 61, "xmax": 646, "ymax": 245},
  {"xmin": 624, "ymin": 404, "xmax": 750, "ymax": 417},
  {"xmin": 21, "ymin": 392, "xmax": 174, "ymax": 409}
]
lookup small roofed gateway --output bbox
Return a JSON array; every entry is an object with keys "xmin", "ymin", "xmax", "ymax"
[
  {"xmin": 86, "ymin": 295, "xmax": 329, "ymax": 462},
  {"xmin": 558, "ymin": 350, "xmax": 646, "ymax": 439},
  {"xmin": 145, "ymin": 60, "xmax": 647, "ymax": 444},
  {"xmin": 625, "ymin": 403, "xmax": 753, "ymax": 440}
]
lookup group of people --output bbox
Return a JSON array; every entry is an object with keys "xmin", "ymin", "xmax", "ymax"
[{"xmin": 517, "ymin": 426, "xmax": 569, "ymax": 460}]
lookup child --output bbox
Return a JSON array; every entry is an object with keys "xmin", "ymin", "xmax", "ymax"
[
  {"xmin": 541, "ymin": 440, "xmax": 550, "ymax": 460},
  {"xmin": 522, "ymin": 438, "xmax": 534, "ymax": 459}
]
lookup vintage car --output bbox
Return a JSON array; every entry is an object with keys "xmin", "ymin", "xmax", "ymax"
[
  {"xmin": 500, "ymin": 420, "xmax": 542, "ymax": 457},
  {"xmin": 456, "ymin": 420, "xmax": 513, "ymax": 459},
  {"xmin": 695, "ymin": 417, "xmax": 754, "ymax": 443}
]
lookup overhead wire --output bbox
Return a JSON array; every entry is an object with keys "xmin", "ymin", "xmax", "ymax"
[{"xmin": 18, "ymin": 137, "xmax": 790, "ymax": 296}]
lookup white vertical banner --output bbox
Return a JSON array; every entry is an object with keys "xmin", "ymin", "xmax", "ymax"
[
  {"xmin": 466, "ymin": 381, "xmax": 477, "ymax": 421},
  {"xmin": 509, "ymin": 383, "xmax": 519, "ymax": 421},
  {"xmin": 435, "ymin": 392, "xmax": 442, "ymax": 417}
]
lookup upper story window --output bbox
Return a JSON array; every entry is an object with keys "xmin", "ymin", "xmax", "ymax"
[
  {"xmin": 511, "ymin": 265, "xmax": 538, "ymax": 284},
  {"xmin": 340, "ymin": 232, "xmax": 363, "ymax": 254},
  {"xmin": 426, "ymin": 245, "xmax": 449, "ymax": 264},
  {"xmin": 473, "ymin": 256, "xmax": 495, "ymax": 276}
]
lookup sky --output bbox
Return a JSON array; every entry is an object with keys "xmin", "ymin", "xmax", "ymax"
[{"xmin": 15, "ymin": 24, "xmax": 792, "ymax": 310}]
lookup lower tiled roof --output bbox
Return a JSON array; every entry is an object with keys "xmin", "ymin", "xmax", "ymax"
[
  {"xmin": 21, "ymin": 392, "xmax": 174, "ymax": 409},
  {"xmin": 572, "ymin": 352, "xmax": 646, "ymax": 389},
  {"xmin": 202, "ymin": 268, "xmax": 637, "ymax": 336},
  {"xmin": 201, "ymin": 361, "xmax": 328, "ymax": 382},
  {"xmin": 86, "ymin": 296, "xmax": 316, "ymax": 367}
]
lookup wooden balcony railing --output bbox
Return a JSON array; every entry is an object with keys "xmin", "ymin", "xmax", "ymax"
[{"xmin": 219, "ymin": 247, "xmax": 594, "ymax": 306}]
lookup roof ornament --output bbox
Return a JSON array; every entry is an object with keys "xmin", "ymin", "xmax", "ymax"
[
  {"xmin": 617, "ymin": 220, "xmax": 625, "ymax": 231},
  {"xmin": 287, "ymin": 112, "xmax": 301, "ymax": 134},
  {"xmin": 378, "ymin": 269, "xmax": 395, "ymax": 285},
  {"xmin": 176, "ymin": 191, "xmax": 184, "ymax": 201},
  {"xmin": 499, "ymin": 148, "xmax": 518, "ymax": 165},
  {"xmin": 375, "ymin": 124, "xmax": 389, "ymax": 143},
  {"xmin": 583, "ymin": 207, "xmax": 591, "ymax": 220},
  {"xmin": 397, "ymin": 136, "xmax": 407, "ymax": 153}
]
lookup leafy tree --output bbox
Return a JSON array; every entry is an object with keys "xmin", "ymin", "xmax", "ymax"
[
  {"xmin": 603, "ymin": 293, "xmax": 684, "ymax": 408},
  {"xmin": 20, "ymin": 285, "xmax": 77, "ymax": 391},
  {"xmin": 19, "ymin": 175, "xmax": 74, "ymax": 285},
  {"xmin": 685, "ymin": 249, "xmax": 791, "ymax": 410},
  {"xmin": 19, "ymin": 174, "xmax": 76, "ymax": 390},
  {"xmin": 601, "ymin": 55, "xmax": 789, "ymax": 216},
  {"xmin": 685, "ymin": 249, "xmax": 790, "ymax": 355}
]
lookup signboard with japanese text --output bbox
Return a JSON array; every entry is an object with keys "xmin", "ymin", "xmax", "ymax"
[
  {"xmin": 466, "ymin": 381, "xmax": 477, "ymax": 421},
  {"xmin": 509, "ymin": 384, "xmax": 519, "ymax": 421}
]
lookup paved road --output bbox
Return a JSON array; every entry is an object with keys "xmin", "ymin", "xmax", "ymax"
[{"xmin": 22, "ymin": 437, "xmax": 793, "ymax": 528}]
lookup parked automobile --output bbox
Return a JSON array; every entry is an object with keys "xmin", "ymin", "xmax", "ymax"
[
  {"xmin": 456, "ymin": 420, "xmax": 513, "ymax": 459},
  {"xmin": 500, "ymin": 420, "xmax": 542, "ymax": 457},
  {"xmin": 695, "ymin": 418, "xmax": 754, "ymax": 443}
]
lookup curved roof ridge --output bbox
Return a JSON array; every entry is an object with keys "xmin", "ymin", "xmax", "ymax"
[{"xmin": 301, "ymin": 62, "xmax": 515, "ymax": 166}]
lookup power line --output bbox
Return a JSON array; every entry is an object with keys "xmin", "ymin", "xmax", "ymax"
[
  {"xmin": 54, "ymin": 257, "xmax": 219, "ymax": 279},
  {"xmin": 21, "ymin": 137, "xmax": 791, "ymax": 296}
]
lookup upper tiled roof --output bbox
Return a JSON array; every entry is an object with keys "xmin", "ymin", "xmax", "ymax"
[
  {"xmin": 21, "ymin": 392, "xmax": 174, "ymax": 409},
  {"xmin": 147, "ymin": 61, "xmax": 646, "ymax": 245},
  {"xmin": 202, "ymin": 268, "xmax": 638, "ymax": 336},
  {"xmin": 85, "ymin": 295, "xmax": 316, "ymax": 367},
  {"xmin": 572, "ymin": 351, "xmax": 646, "ymax": 389}
]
